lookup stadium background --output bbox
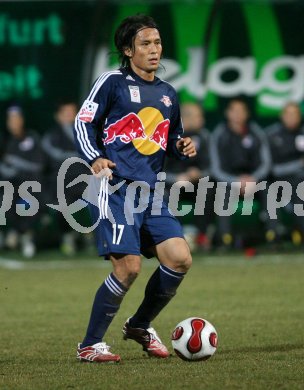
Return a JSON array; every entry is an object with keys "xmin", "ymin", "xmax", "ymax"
[
  {"xmin": 1, "ymin": 2, "xmax": 304, "ymax": 388},
  {"xmin": 1, "ymin": 0, "xmax": 304, "ymax": 247},
  {"xmin": 1, "ymin": 0, "xmax": 304, "ymax": 133}
]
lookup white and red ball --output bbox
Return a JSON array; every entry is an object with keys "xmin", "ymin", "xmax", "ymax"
[{"xmin": 171, "ymin": 317, "xmax": 218, "ymax": 361}]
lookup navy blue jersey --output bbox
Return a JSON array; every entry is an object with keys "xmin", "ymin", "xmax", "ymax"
[{"xmin": 74, "ymin": 67, "xmax": 186, "ymax": 187}]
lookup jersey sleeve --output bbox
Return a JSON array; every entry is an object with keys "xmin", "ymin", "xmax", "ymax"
[
  {"xmin": 166, "ymin": 91, "xmax": 187, "ymax": 160},
  {"xmin": 73, "ymin": 72, "xmax": 118, "ymax": 164}
]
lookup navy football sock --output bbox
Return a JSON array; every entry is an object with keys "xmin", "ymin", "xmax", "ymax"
[
  {"xmin": 81, "ymin": 273, "xmax": 128, "ymax": 348},
  {"xmin": 129, "ymin": 264, "xmax": 185, "ymax": 329}
]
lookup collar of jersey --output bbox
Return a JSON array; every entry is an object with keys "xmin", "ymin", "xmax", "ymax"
[{"xmin": 124, "ymin": 67, "xmax": 159, "ymax": 86}]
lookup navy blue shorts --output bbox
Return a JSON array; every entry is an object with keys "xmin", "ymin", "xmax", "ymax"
[{"xmin": 88, "ymin": 175, "xmax": 184, "ymax": 258}]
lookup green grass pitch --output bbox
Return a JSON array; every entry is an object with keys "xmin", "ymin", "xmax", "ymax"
[{"xmin": 0, "ymin": 253, "xmax": 303, "ymax": 389}]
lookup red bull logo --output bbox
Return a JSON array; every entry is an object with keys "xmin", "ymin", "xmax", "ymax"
[
  {"xmin": 103, "ymin": 107, "xmax": 170, "ymax": 156},
  {"xmin": 149, "ymin": 119, "xmax": 170, "ymax": 150},
  {"xmin": 103, "ymin": 113, "xmax": 146, "ymax": 144}
]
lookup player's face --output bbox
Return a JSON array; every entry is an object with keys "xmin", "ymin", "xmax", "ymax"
[{"xmin": 126, "ymin": 28, "xmax": 162, "ymax": 80}]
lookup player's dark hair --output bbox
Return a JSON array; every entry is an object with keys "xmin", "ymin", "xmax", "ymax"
[{"xmin": 114, "ymin": 14, "xmax": 159, "ymax": 67}]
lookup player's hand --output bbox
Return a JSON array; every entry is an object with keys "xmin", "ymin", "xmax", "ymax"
[
  {"xmin": 91, "ymin": 158, "xmax": 116, "ymax": 180},
  {"xmin": 176, "ymin": 137, "xmax": 197, "ymax": 158}
]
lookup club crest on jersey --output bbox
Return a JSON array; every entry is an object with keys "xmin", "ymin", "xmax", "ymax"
[
  {"xmin": 78, "ymin": 100, "xmax": 99, "ymax": 123},
  {"xmin": 129, "ymin": 85, "xmax": 141, "ymax": 103},
  {"xmin": 160, "ymin": 95, "xmax": 172, "ymax": 107}
]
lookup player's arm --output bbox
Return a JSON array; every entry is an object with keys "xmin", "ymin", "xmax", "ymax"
[
  {"xmin": 73, "ymin": 73, "xmax": 117, "ymax": 168},
  {"xmin": 74, "ymin": 101, "xmax": 103, "ymax": 164},
  {"xmin": 166, "ymin": 91, "xmax": 196, "ymax": 159}
]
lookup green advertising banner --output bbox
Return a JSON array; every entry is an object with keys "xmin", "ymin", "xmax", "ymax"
[{"xmin": 0, "ymin": 0, "xmax": 304, "ymax": 132}]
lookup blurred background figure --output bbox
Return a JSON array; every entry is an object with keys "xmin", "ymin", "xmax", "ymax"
[
  {"xmin": 42, "ymin": 100, "xmax": 90, "ymax": 255},
  {"xmin": 165, "ymin": 102, "xmax": 214, "ymax": 251},
  {"xmin": 266, "ymin": 102, "xmax": 304, "ymax": 246},
  {"xmin": 210, "ymin": 98, "xmax": 271, "ymax": 250},
  {"xmin": 0, "ymin": 106, "xmax": 45, "ymax": 257},
  {"xmin": 0, "ymin": 123, "xmax": 6, "ymax": 250}
]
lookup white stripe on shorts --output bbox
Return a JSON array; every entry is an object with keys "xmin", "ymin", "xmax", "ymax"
[{"xmin": 98, "ymin": 176, "xmax": 109, "ymax": 220}]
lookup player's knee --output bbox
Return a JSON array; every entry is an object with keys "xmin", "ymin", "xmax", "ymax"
[
  {"xmin": 122, "ymin": 256, "xmax": 141, "ymax": 287},
  {"xmin": 125, "ymin": 270, "xmax": 139, "ymax": 287},
  {"xmin": 159, "ymin": 239, "xmax": 192, "ymax": 273},
  {"xmin": 111, "ymin": 254, "xmax": 141, "ymax": 288},
  {"xmin": 169, "ymin": 245, "xmax": 192, "ymax": 273},
  {"xmin": 177, "ymin": 251, "xmax": 192, "ymax": 273},
  {"xmin": 125, "ymin": 261, "xmax": 141, "ymax": 286}
]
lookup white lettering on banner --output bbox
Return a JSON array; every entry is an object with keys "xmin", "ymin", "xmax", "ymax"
[
  {"xmin": 92, "ymin": 47, "xmax": 304, "ymax": 110},
  {"xmin": 5, "ymin": 164, "xmax": 304, "ymax": 231}
]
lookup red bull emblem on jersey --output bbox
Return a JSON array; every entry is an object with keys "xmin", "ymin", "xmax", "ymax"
[
  {"xmin": 149, "ymin": 119, "xmax": 170, "ymax": 150},
  {"xmin": 160, "ymin": 95, "xmax": 172, "ymax": 107},
  {"xmin": 103, "ymin": 113, "xmax": 146, "ymax": 144},
  {"xmin": 103, "ymin": 108, "xmax": 170, "ymax": 155},
  {"xmin": 78, "ymin": 100, "xmax": 99, "ymax": 123}
]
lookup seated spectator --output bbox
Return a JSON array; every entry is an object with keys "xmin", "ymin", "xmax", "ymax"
[
  {"xmin": 165, "ymin": 102, "xmax": 214, "ymax": 250},
  {"xmin": 42, "ymin": 100, "xmax": 90, "ymax": 255},
  {"xmin": 266, "ymin": 102, "xmax": 304, "ymax": 245},
  {"xmin": 210, "ymin": 98, "xmax": 271, "ymax": 249},
  {"xmin": 0, "ymin": 105, "xmax": 45, "ymax": 257}
]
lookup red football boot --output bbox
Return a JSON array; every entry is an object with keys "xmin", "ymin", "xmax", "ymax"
[
  {"xmin": 77, "ymin": 342, "xmax": 121, "ymax": 363},
  {"xmin": 122, "ymin": 318, "xmax": 170, "ymax": 358}
]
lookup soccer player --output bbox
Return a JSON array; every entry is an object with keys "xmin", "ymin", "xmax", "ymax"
[{"xmin": 73, "ymin": 14, "xmax": 197, "ymax": 362}]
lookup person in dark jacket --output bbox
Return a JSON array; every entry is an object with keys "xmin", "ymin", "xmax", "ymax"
[
  {"xmin": 210, "ymin": 98, "xmax": 271, "ymax": 248},
  {"xmin": 266, "ymin": 102, "xmax": 304, "ymax": 245},
  {"xmin": 0, "ymin": 105, "xmax": 45, "ymax": 257},
  {"xmin": 42, "ymin": 101, "xmax": 89, "ymax": 255},
  {"xmin": 165, "ymin": 102, "xmax": 214, "ymax": 250}
]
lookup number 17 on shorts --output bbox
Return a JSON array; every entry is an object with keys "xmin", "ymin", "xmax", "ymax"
[{"xmin": 112, "ymin": 224, "xmax": 125, "ymax": 245}]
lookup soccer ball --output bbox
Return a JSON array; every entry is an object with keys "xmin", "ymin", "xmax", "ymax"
[{"xmin": 171, "ymin": 317, "xmax": 218, "ymax": 361}]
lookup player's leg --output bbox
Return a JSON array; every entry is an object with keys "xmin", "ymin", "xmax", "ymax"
[
  {"xmin": 80, "ymin": 253, "xmax": 140, "ymax": 347},
  {"xmin": 128, "ymin": 237, "xmax": 191, "ymax": 329},
  {"xmin": 123, "ymin": 237, "xmax": 191, "ymax": 358},
  {"xmin": 78, "ymin": 254, "xmax": 141, "ymax": 363},
  {"xmin": 78, "ymin": 176, "xmax": 142, "ymax": 362},
  {"xmin": 122, "ymin": 207, "xmax": 191, "ymax": 358}
]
